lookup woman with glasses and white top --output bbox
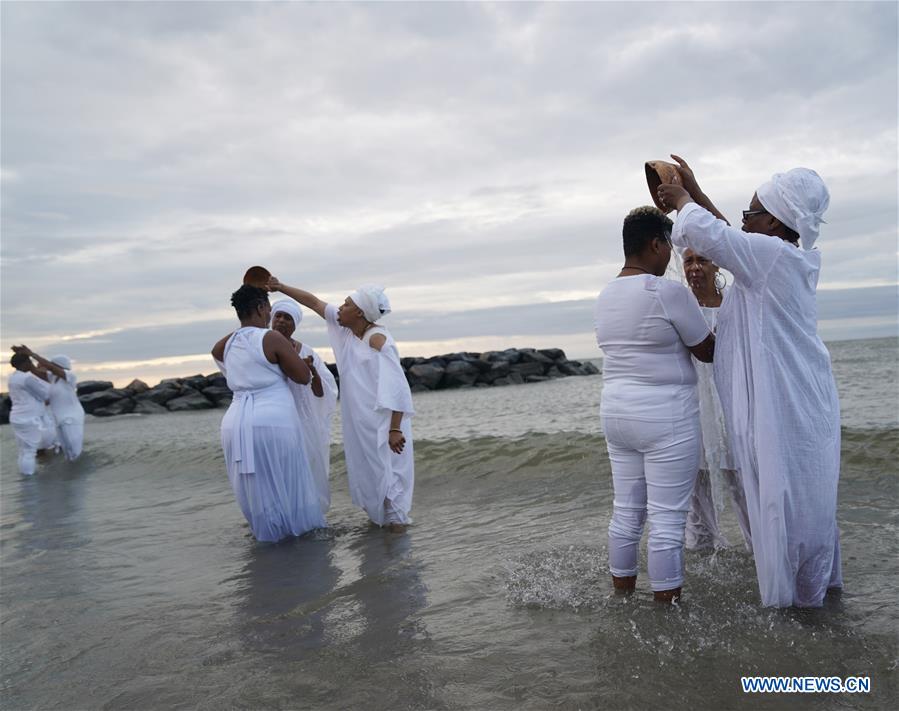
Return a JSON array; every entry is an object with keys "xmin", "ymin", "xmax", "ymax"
[{"xmin": 594, "ymin": 206, "xmax": 715, "ymax": 603}]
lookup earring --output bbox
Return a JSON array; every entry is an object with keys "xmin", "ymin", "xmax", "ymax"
[{"xmin": 714, "ymin": 271, "xmax": 727, "ymax": 293}]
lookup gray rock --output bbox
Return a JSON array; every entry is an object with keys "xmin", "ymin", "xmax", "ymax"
[
  {"xmin": 0, "ymin": 394, "xmax": 10, "ymax": 425},
  {"xmin": 166, "ymin": 391, "xmax": 214, "ymax": 412},
  {"xmin": 499, "ymin": 348, "xmax": 522, "ymax": 364},
  {"xmin": 202, "ymin": 385, "xmax": 233, "ymax": 405},
  {"xmin": 525, "ymin": 374, "xmax": 550, "ymax": 383},
  {"xmin": 79, "ymin": 388, "xmax": 129, "ymax": 414},
  {"xmin": 133, "ymin": 399, "xmax": 169, "ymax": 415},
  {"xmin": 477, "ymin": 360, "xmax": 511, "ymax": 384},
  {"xmin": 441, "ymin": 360, "xmax": 480, "ymax": 388},
  {"xmin": 206, "ymin": 372, "xmax": 227, "ymax": 389},
  {"xmin": 410, "ymin": 383, "xmax": 430, "ymax": 393},
  {"xmin": 509, "ymin": 361, "xmax": 544, "ymax": 378},
  {"xmin": 538, "ymin": 348, "xmax": 566, "ymax": 361},
  {"xmin": 558, "ymin": 361, "xmax": 586, "ymax": 376},
  {"xmin": 138, "ymin": 384, "xmax": 182, "ymax": 405},
  {"xmin": 546, "ymin": 366, "xmax": 563, "ymax": 378},
  {"xmin": 125, "ymin": 379, "xmax": 150, "ymax": 394},
  {"xmin": 582, "ymin": 361, "xmax": 600, "ymax": 375},
  {"xmin": 408, "ymin": 363, "xmax": 444, "ymax": 390},
  {"xmin": 518, "ymin": 349, "xmax": 554, "ymax": 368},
  {"xmin": 183, "ymin": 374, "xmax": 208, "ymax": 390},
  {"xmin": 77, "ymin": 380, "xmax": 114, "ymax": 396},
  {"xmin": 92, "ymin": 397, "xmax": 136, "ymax": 417}
]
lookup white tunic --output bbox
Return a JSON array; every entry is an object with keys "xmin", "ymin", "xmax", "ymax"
[
  {"xmin": 9, "ymin": 371, "xmax": 56, "ymax": 448},
  {"xmin": 220, "ymin": 327, "xmax": 326, "ymax": 542},
  {"xmin": 673, "ymin": 202, "xmax": 842, "ymax": 607},
  {"xmin": 324, "ymin": 304, "xmax": 415, "ymax": 525},
  {"xmin": 285, "ymin": 342, "xmax": 338, "ymax": 515},
  {"xmin": 47, "ymin": 369, "xmax": 85, "ymax": 461}
]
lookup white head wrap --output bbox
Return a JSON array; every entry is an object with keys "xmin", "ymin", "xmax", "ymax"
[
  {"xmin": 349, "ymin": 284, "xmax": 391, "ymax": 323},
  {"xmin": 756, "ymin": 167, "xmax": 830, "ymax": 250},
  {"xmin": 51, "ymin": 355, "xmax": 71, "ymax": 370},
  {"xmin": 270, "ymin": 299, "xmax": 303, "ymax": 334}
]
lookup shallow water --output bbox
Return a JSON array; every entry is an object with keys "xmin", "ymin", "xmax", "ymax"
[{"xmin": 1, "ymin": 337, "xmax": 897, "ymax": 709}]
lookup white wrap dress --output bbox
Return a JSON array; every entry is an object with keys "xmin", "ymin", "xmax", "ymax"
[
  {"xmin": 8, "ymin": 371, "xmax": 56, "ymax": 475},
  {"xmin": 286, "ymin": 342, "xmax": 338, "ymax": 516},
  {"xmin": 324, "ymin": 304, "xmax": 415, "ymax": 525},
  {"xmin": 47, "ymin": 369, "xmax": 85, "ymax": 461},
  {"xmin": 220, "ymin": 327, "xmax": 326, "ymax": 542},
  {"xmin": 673, "ymin": 202, "xmax": 842, "ymax": 607}
]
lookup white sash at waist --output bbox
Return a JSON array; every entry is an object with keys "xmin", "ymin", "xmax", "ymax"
[{"xmin": 230, "ymin": 382, "xmax": 282, "ymax": 474}]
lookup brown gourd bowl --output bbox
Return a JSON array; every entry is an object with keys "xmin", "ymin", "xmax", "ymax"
[
  {"xmin": 243, "ymin": 265, "xmax": 271, "ymax": 289},
  {"xmin": 645, "ymin": 160, "xmax": 682, "ymax": 213}
]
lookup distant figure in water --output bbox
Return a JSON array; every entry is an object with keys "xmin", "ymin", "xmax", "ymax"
[
  {"xmin": 680, "ymin": 250, "xmax": 752, "ymax": 552},
  {"xmin": 268, "ymin": 277, "xmax": 414, "ymax": 533},
  {"xmin": 659, "ymin": 155, "xmax": 842, "ymax": 608},
  {"xmin": 212, "ymin": 285, "xmax": 326, "ymax": 542},
  {"xmin": 593, "ymin": 206, "xmax": 715, "ymax": 603},
  {"xmin": 7, "ymin": 351, "xmax": 57, "ymax": 475},
  {"xmin": 13, "ymin": 346, "xmax": 85, "ymax": 461},
  {"xmin": 269, "ymin": 298, "xmax": 338, "ymax": 517}
]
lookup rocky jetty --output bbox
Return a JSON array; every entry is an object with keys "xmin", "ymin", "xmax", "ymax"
[{"xmin": 0, "ymin": 348, "xmax": 599, "ymax": 422}]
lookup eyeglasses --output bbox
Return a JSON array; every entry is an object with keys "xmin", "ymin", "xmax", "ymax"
[{"xmin": 742, "ymin": 209, "xmax": 768, "ymax": 220}]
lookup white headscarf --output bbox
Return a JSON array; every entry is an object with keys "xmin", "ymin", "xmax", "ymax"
[
  {"xmin": 349, "ymin": 284, "xmax": 391, "ymax": 323},
  {"xmin": 51, "ymin": 355, "xmax": 71, "ymax": 370},
  {"xmin": 270, "ymin": 299, "xmax": 303, "ymax": 334},
  {"xmin": 756, "ymin": 168, "xmax": 830, "ymax": 250}
]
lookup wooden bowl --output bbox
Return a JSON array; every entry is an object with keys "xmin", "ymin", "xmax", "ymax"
[
  {"xmin": 645, "ymin": 160, "xmax": 682, "ymax": 213},
  {"xmin": 243, "ymin": 266, "xmax": 271, "ymax": 289}
]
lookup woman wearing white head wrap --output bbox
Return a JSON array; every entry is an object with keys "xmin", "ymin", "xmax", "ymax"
[
  {"xmin": 657, "ymin": 156, "xmax": 842, "ymax": 609},
  {"xmin": 11, "ymin": 346, "xmax": 82, "ymax": 461},
  {"xmin": 267, "ymin": 278, "xmax": 415, "ymax": 532},
  {"xmin": 270, "ymin": 298, "xmax": 338, "ymax": 517}
]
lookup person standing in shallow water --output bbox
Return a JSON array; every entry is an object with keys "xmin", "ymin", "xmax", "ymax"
[
  {"xmin": 658, "ymin": 155, "xmax": 842, "ymax": 608},
  {"xmin": 7, "ymin": 352, "xmax": 57, "ymax": 475},
  {"xmin": 211, "ymin": 285, "xmax": 326, "ymax": 542},
  {"xmin": 680, "ymin": 249, "xmax": 752, "ymax": 553},
  {"xmin": 593, "ymin": 206, "xmax": 715, "ymax": 603},
  {"xmin": 267, "ymin": 277, "xmax": 414, "ymax": 533}
]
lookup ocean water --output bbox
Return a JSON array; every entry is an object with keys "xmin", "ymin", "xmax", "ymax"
[{"xmin": 1, "ymin": 337, "xmax": 896, "ymax": 709}]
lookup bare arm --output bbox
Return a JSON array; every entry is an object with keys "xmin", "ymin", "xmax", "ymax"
[
  {"xmin": 688, "ymin": 333, "xmax": 715, "ymax": 363},
  {"xmin": 211, "ymin": 333, "xmax": 233, "ymax": 363},
  {"xmin": 12, "ymin": 346, "xmax": 66, "ymax": 380},
  {"xmin": 670, "ymin": 154, "xmax": 730, "ymax": 225},
  {"xmin": 264, "ymin": 331, "xmax": 312, "ymax": 384},
  {"xmin": 267, "ymin": 277, "xmax": 327, "ymax": 319},
  {"xmin": 369, "ymin": 334, "xmax": 407, "ymax": 453},
  {"xmin": 303, "ymin": 355, "xmax": 325, "ymax": 398}
]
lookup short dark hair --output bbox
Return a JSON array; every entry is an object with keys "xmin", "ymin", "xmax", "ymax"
[
  {"xmin": 783, "ymin": 224, "xmax": 800, "ymax": 244},
  {"xmin": 230, "ymin": 284, "xmax": 269, "ymax": 319},
  {"xmin": 10, "ymin": 353, "xmax": 30, "ymax": 370},
  {"xmin": 622, "ymin": 206, "xmax": 673, "ymax": 258}
]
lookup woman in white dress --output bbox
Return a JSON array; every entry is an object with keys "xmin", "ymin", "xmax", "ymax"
[
  {"xmin": 681, "ymin": 249, "xmax": 752, "ymax": 552},
  {"xmin": 211, "ymin": 285, "xmax": 326, "ymax": 542},
  {"xmin": 269, "ymin": 299, "xmax": 338, "ymax": 517}
]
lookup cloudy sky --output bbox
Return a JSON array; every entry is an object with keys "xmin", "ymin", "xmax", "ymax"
[{"xmin": 2, "ymin": 1, "xmax": 896, "ymax": 388}]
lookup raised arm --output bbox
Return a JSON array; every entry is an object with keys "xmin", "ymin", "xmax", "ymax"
[
  {"xmin": 263, "ymin": 330, "xmax": 312, "ymax": 385},
  {"xmin": 669, "ymin": 154, "xmax": 730, "ymax": 225},
  {"xmin": 267, "ymin": 277, "xmax": 327, "ymax": 319},
  {"xmin": 12, "ymin": 345, "xmax": 66, "ymax": 380}
]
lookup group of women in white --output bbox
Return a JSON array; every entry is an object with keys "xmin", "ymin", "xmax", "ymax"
[
  {"xmin": 595, "ymin": 155, "xmax": 841, "ymax": 608},
  {"xmin": 7, "ymin": 345, "xmax": 85, "ymax": 475},
  {"xmin": 212, "ymin": 278, "xmax": 415, "ymax": 543}
]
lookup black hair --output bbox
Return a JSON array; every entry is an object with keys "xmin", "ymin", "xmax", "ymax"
[
  {"xmin": 783, "ymin": 224, "xmax": 800, "ymax": 245},
  {"xmin": 230, "ymin": 284, "xmax": 269, "ymax": 319},
  {"xmin": 622, "ymin": 206, "xmax": 673, "ymax": 258},
  {"xmin": 10, "ymin": 353, "xmax": 30, "ymax": 370}
]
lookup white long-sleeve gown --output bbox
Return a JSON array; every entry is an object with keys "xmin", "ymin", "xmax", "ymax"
[
  {"xmin": 47, "ymin": 369, "xmax": 85, "ymax": 461},
  {"xmin": 220, "ymin": 327, "xmax": 326, "ymax": 542},
  {"xmin": 324, "ymin": 305, "xmax": 415, "ymax": 526},
  {"xmin": 673, "ymin": 202, "xmax": 842, "ymax": 608}
]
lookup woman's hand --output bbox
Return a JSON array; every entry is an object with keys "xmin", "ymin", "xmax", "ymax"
[
  {"xmin": 389, "ymin": 430, "xmax": 406, "ymax": 454},
  {"xmin": 12, "ymin": 344, "xmax": 32, "ymax": 356},
  {"xmin": 266, "ymin": 276, "xmax": 283, "ymax": 293},
  {"xmin": 657, "ymin": 184, "xmax": 692, "ymax": 212},
  {"xmin": 670, "ymin": 154, "xmax": 703, "ymax": 198}
]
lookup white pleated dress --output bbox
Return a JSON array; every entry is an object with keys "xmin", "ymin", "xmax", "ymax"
[
  {"xmin": 47, "ymin": 370, "xmax": 85, "ymax": 461},
  {"xmin": 324, "ymin": 305, "xmax": 415, "ymax": 526},
  {"xmin": 674, "ymin": 202, "xmax": 841, "ymax": 608},
  {"xmin": 220, "ymin": 327, "xmax": 327, "ymax": 542}
]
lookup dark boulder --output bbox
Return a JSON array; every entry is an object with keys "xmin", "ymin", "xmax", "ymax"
[
  {"xmin": 0, "ymin": 394, "xmax": 10, "ymax": 425},
  {"xmin": 546, "ymin": 366, "xmax": 563, "ymax": 378},
  {"xmin": 133, "ymin": 399, "xmax": 169, "ymax": 415},
  {"xmin": 558, "ymin": 361, "xmax": 586, "ymax": 376},
  {"xmin": 125, "ymin": 379, "xmax": 150, "ymax": 394},
  {"xmin": 202, "ymin": 385, "xmax": 233, "ymax": 406},
  {"xmin": 525, "ymin": 374, "xmax": 550, "ymax": 383},
  {"xmin": 477, "ymin": 360, "xmax": 511, "ymax": 384},
  {"xmin": 138, "ymin": 383, "xmax": 183, "ymax": 405},
  {"xmin": 182, "ymin": 374, "xmax": 209, "ymax": 391},
  {"xmin": 206, "ymin": 372, "xmax": 227, "ymax": 389},
  {"xmin": 518, "ymin": 349, "xmax": 554, "ymax": 368},
  {"xmin": 77, "ymin": 380, "xmax": 114, "ymax": 396},
  {"xmin": 538, "ymin": 348, "xmax": 566, "ymax": 362},
  {"xmin": 166, "ymin": 391, "xmax": 215, "ymax": 412},
  {"xmin": 499, "ymin": 348, "xmax": 522, "ymax": 364},
  {"xmin": 408, "ymin": 363, "xmax": 444, "ymax": 390},
  {"xmin": 441, "ymin": 360, "xmax": 480, "ymax": 388},
  {"xmin": 582, "ymin": 361, "xmax": 600, "ymax": 375},
  {"xmin": 509, "ymin": 361, "xmax": 544, "ymax": 378},
  {"xmin": 79, "ymin": 388, "xmax": 129, "ymax": 414},
  {"xmin": 93, "ymin": 397, "xmax": 136, "ymax": 417}
]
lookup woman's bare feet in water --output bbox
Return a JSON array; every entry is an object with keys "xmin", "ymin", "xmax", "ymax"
[{"xmin": 612, "ymin": 575, "xmax": 636, "ymax": 595}]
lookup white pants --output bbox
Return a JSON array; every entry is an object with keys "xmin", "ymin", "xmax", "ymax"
[
  {"xmin": 12, "ymin": 418, "xmax": 55, "ymax": 476},
  {"xmin": 603, "ymin": 415, "xmax": 701, "ymax": 592},
  {"xmin": 57, "ymin": 423, "xmax": 84, "ymax": 461}
]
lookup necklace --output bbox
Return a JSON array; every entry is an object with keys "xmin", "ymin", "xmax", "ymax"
[{"xmin": 620, "ymin": 265, "xmax": 652, "ymax": 275}]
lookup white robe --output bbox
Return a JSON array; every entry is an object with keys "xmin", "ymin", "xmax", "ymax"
[
  {"xmin": 220, "ymin": 327, "xmax": 326, "ymax": 541},
  {"xmin": 8, "ymin": 371, "xmax": 55, "ymax": 475},
  {"xmin": 47, "ymin": 369, "xmax": 85, "ymax": 461},
  {"xmin": 673, "ymin": 202, "xmax": 842, "ymax": 608},
  {"xmin": 285, "ymin": 341, "xmax": 338, "ymax": 515},
  {"xmin": 324, "ymin": 304, "xmax": 415, "ymax": 525}
]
